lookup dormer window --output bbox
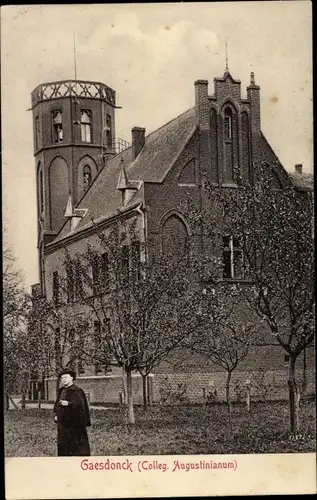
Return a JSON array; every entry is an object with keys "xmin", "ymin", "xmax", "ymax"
[
  {"xmin": 224, "ymin": 108, "xmax": 232, "ymax": 140},
  {"xmin": 52, "ymin": 111, "xmax": 63, "ymax": 143},
  {"xmin": 81, "ymin": 110, "xmax": 92, "ymax": 143},
  {"xmin": 83, "ymin": 165, "xmax": 92, "ymax": 192}
]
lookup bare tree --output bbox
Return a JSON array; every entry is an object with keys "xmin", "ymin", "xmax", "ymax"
[
  {"xmin": 191, "ymin": 285, "xmax": 253, "ymax": 415},
  {"xmin": 62, "ymin": 218, "xmax": 199, "ymax": 424},
  {"xmin": 28, "ymin": 297, "xmax": 91, "ymax": 397},
  {"xmin": 202, "ymin": 161, "xmax": 314, "ymax": 434}
]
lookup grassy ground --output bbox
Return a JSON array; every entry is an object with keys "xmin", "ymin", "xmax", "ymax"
[{"xmin": 4, "ymin": 401, "xmax": 316, "ymax": 457}]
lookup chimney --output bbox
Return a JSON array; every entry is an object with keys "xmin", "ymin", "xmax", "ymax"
[
  {"xmin": 31, "ymin": 283, "xmax": 41, "ymax": 298},
  {"xmin": 194, "ymin": 79, "xmax": 209, "ymax": 130},
  {"xmin": 295, "ymin": 164, "xmax": 303, "ymax": 174},
  {"xmin": 132, "ymin": 127, "xmax": 145, "ymax": 160}
]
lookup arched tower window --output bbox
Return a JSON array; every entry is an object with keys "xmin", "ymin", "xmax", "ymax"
[
  {"xmin": 49, "ymin": 156, "xmax": 69, "ymax": 232},
  {"xmin": 224, "ymin": 107, "xmax": 233, "ymax": 140},
  {"xmin": 83, "ymin": 165, "xmax": 92, "ymax": 192},
  {"xmin": 39, "ymin": 169, "xmax": 44, "ymax": 214}
]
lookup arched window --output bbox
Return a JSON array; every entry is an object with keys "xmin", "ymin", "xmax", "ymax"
[
  {"xmin": 222, "ymin": 105, "xmax": 236, "ymax": 183},
  {"xmin": 161, "ymin": 214, "xmax": 189, "ymax": 262},
  {"xmin": 224, "ymin": 107, "xmax": 233, "ymax": 140},
  {"xmin": 83, "ymin": 165, "xmax": 92, "ymax": 192}
]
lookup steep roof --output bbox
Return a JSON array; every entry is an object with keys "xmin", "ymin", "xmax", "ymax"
[{"xmin": 53, "ymin": 107, "xmax": 196, "ymax": 243}]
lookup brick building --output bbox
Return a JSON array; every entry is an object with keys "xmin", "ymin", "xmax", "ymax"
[{"xmin": 30, "ymin": 69, "xmax": 314, "ymax": 403}]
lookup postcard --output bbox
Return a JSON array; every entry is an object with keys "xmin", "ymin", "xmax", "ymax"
[{"xmin": 2, "ymin": 2, "xmax": 315, "ymax": 499}]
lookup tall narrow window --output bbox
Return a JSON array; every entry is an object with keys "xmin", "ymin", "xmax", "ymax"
[
  {"xmin": 101, "ymin": 253, "xmax": 110, "ymax": 292},
  {"xmin": 35, "ymin": 116, "xmax": 40, "ymax": 150},
  {"xmin": 224, "ymin": 108, "xmax": 232, "ymax": 140},
  {"xmin": 106, "ymin": 114, "xmax": 112, "ymax": 149},
  {"xmin": 52, "ymin": 271, "xmax": 60, "ymax": 305},
  {"xmin": 66, "ymin": 263, "xmax": 74, "ymax": 303},
  {"xmin": 83, "ymin": 165, "xmax": 92, "ymax": 192},
  {"xmin": 39, "ymin": 170, "xmax": 44, "ymax": 214},
  {"xmin": 74, "ymin": 265, "xmax": 83, "ymax": 301},
  {"xmin": 91, "ymin": 255, "xmax": 100, "ymax": 295},
  {"xmin": 81, "ymin": 110, "xmax": 92, "ymax": 143},
  {"xmin": 131, "ymin": 241, "xmax": 141, "ymax": 283},
  {"xmin": 52, "ymin": 111, "xmax": 63, "ymax": 143},
  {"xmin": 222, "ymin": 236, "xmax": 244, "ymax": 279},
  {"xmin": 120, "ymin": 246, "xmax": 130, "ymax": 282}
]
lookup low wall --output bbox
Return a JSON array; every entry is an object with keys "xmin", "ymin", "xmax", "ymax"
[
  {"xmin": 46, "ymin": 369, "xmax": 315, "ymax": 404},
  {"xmin": 47, "ymin": 374, "xmax": 154, "ymax": 404}
]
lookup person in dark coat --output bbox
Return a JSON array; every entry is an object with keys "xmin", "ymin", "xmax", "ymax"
[{"xmin": 53, "ymin": 369, "xmax": 91, "ymax": 456}]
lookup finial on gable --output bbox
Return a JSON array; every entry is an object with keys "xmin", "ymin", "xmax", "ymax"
[
  {"xmin": 225, "ymin": 40, "xmax": 229, "ymax": 72},
  {"xmin": 117, "ymin": 157, "xmax": 129, "ymax": 190},
  {"xmin": 64, "ymin": 194, "xmax": 73, "ymax": 218}
]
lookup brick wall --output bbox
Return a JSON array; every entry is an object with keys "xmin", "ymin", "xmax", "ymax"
[
  {"xmin": 47, "ymin": 374, "xmax": 154, "ymax": 404},
  {"xmin": 46, "ymin": 368, "xmax": 315, "ymax": 404}
]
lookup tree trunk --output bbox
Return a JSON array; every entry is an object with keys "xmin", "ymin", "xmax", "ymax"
[
  {"xmin": 126, "ymin": 369, "xmax": 135, "ymax": 425},
  {"xmin": 226, "ymin": 370, "xmax": 232, "ymax": 415},
  {"xmin": 288, "ymin": 355, "xmax": 300, "ymax": 435},
  {"xmin": 142, "ymin": 374, "xmax": 148, "ymax": 411},
  {"xmin": 21, "ymin": 389, "xmax": 26, "ymax": 410},
  {"xmin": 121, "ymin": 365, "xmax": 127, "ymax": 405},
  {"xmin": 302, "ymin": 347, "xmax": 307, "ymax": 394},
  {"xmin": 147, "ymin": 375, "xmax": 152, "ymax": 406}
]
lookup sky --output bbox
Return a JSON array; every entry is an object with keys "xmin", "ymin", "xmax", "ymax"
[{"xmin": 1, "ymin": 2, "xmax": 313, "ymax": 290}]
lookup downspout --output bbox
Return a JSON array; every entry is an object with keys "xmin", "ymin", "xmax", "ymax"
[{"xmin": 136, "ymin": 200, "xmax": 147, "ymax": 262}]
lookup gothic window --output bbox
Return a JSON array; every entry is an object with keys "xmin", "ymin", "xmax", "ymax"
[
  {"xmin": 222, "ymin": 236, "xmax": 244, "ymax": 279},
  {"xmin": 35, "ymin": 116, "xmax": 40, "ymax": 150},
  {"xmin": 52, "ymin": 271, "xmax": 60, "ymax": 305},
  {"xmin": 161, "ymin": 214, "xmax": 189, "ymax": 263},
  {"xmin": 224, "ymin": 108, "xmax": 232, "ymax": 140},
  {"xmin": 83, "ymin": 165, "xmax": 92, "ymax": 192},
  {"xmin": 105, "ymin": 114, "xmax": 112, "ymax": 149},
  {"xmin": 52, "ymin": 111, "xmax": 63, "ymax": 143},
  {"xmin": 81, "ymin": 110, "xmax": 92, "ymax": 143}
]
